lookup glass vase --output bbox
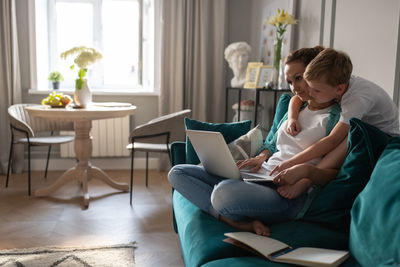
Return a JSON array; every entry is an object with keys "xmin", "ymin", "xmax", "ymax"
[
  {"xmin": 272, "ymin": 38, "xmax": 283, "ymax": 87},
  {"xmin": 273, "ymin": 38, "xmax": 283, "ymax": 74},
  {"xmin": 74, "ymin": 79, "xmax": 92, "ymax": 108}
]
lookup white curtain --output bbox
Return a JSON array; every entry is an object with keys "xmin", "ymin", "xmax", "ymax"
[
  {"xmin": 0, "ymin": 0, "xmax": 22, "ymax": 174},
  {"xmin": 159, "ymin": 0, "xmax": 228, "ymax": 122}
]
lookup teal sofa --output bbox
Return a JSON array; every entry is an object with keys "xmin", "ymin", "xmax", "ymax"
[{"xmin": 170, "ymin": 95, "xmax": 400, "ymax": 267}]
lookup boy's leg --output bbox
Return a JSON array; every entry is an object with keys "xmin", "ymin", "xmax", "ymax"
[{"xmin": 168, "ymin": 164, "xmax": 224, "ymax": 216}]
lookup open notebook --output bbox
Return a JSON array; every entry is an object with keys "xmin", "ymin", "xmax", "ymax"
[{"xmin": 224, "ymin": 232, "xmax": 349, "ymax": 267}]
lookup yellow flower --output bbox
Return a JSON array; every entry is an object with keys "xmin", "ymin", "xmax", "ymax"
[
  {"xmin": 285, "ymin": 14, "xmax": 297, "ymax": 25},
  {"xmin": 266, "ymin": 9, "xmax": 297, "ymax": 27}
]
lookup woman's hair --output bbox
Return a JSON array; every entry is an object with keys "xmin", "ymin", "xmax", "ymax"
[{"xmin": 285, "ymin": 46, "xmax": 325, "ymax": 66}]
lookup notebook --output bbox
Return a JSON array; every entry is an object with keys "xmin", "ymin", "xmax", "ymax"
[{"xmin": 186, "ymin": 130, "xmax": 274, "ymax": 181}]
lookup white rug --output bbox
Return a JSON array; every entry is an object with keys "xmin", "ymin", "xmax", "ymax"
[{"xmin": 0, "ymin": 243, "xmax": 136, "ymax": 267}]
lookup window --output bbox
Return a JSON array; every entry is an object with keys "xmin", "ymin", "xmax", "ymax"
[{"xmin": 34, "ymin": 0, "xmax": 154, "ymax": 92}]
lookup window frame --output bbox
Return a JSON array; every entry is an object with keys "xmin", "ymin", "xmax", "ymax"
[{"xmin": 29, "ymin": 0, "xmax": 155, "ymax": 93}]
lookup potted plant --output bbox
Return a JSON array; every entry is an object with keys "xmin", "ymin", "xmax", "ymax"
[{"xmin": 48, "ymin": 70, "xmax": 64, "ymax": 90}]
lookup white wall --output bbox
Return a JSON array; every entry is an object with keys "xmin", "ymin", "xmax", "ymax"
[
  {"xmin": 294, "ymin": 0, "xmax": 322, "ymax": 48},
  {"xmin": 334, "ymin": 0, "xmax": 400, "ymax": 98}
]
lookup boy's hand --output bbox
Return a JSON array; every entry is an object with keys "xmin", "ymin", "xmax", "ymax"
[
  {"xmin": 273, "ymin": 164, "xmax": 311, "ymax": 185},
  {"xmin": 286, "ymin": 118, "xmax": 301, "ymax": 136},
  {"xmin": 270, "ymin": 159, "xmax": 295, "ymax": 176}
]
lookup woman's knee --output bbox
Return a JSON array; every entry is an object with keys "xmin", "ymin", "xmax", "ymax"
[
  {"xmin": 168, "ymin": 165, "xmax": 186, "ymax": 187},
  {"xmin": 211, "ymin": 180, "xmax": 243, "ymax": 212}
]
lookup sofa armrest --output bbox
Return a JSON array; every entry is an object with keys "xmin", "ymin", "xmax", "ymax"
[{"xmin": 170, "ymin": 141, "xmax": 186, "ymax": 166}]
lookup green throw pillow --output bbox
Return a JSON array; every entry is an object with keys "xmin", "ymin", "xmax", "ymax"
[
  {"xmin": 184, "ymin": 118, "xmax": 251, "ymax": 165},
  {"xmin": 302, "ymin": 118, "xmax": 389, "ymax": 230},
  {"xmin": 350, "ymin": 137, "xmax": 400, "ymax": 266}
]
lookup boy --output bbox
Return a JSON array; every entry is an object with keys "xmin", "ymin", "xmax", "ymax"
[{"xmin": 272, "ymin": 48, "xmax": 400, "ymax": 185}]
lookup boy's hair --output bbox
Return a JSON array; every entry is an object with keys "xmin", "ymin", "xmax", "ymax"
[
  {"xmin": 285, "ymin": 46, "xmax": 325, "ymax": 67},
  {"xmin": 304, "ymin": 48, "xmax": 353, "ymax": 86}
]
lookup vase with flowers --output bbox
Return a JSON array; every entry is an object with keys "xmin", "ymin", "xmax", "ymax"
[
  {"xmin": 267, "ymin": 9, "xmax": 297, "ymax": 85},
  {"xmin": 60, "ymin": 46, "xmax": 102, "ymax": 108}
]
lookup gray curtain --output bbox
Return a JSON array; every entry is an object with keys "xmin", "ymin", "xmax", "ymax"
[
  {"xmin": 0, "ymin": 0, "xmax": 22, "ymax": 174},
  {"xmin": 159, "ymin": 0, "xmax": 228, "ymax": 122}
]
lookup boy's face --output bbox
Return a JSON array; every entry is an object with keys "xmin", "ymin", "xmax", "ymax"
[
  {"xmin": 306, "ymin": 79, "xmax": 340, "ymax": 104},
  {"xmin": 284, "ymin": 61, "xmax": 311, "ymax": 102}
]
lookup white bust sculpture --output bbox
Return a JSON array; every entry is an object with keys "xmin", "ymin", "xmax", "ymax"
[{"xmin": 224, "ymin": 42, "xmax": 251, "ymax": 87}]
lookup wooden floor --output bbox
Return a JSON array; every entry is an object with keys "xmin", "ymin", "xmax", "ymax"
[{"xmin": 0, "ymin": 169, "xmax": 184, "ymax": 267}]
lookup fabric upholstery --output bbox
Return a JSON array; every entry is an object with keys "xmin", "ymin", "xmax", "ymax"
[
  {"xmin": 228, "ymin": 125, "xmax": 263, "ymax": 160},
  {"xmin": 184, "ymin": 118, "xmax": 251, "ymax": 165},
  {"xmin": 8, "ymin": 104, "xmax": 74, "ymax": 138},
  {"xmin": 303, "ymin": 118, "xmax": 389, "ymax": 230},
  {"xmin": 349, "ymin": 137, "xmax": 400, "ymax": 267},
  {"xmin": 173, "ymin": 191, "xmax": 349, "ymax": 267},
  {"xmin": 129, "ymin": 109, "xmax": 191, "ymax": 144}
]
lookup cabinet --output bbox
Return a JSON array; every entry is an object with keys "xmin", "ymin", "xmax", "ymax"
[{"xmin": 225, "ymin": 87, "xmax": 291, "ymax": 126}]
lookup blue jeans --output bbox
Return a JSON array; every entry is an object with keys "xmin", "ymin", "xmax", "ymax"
[{"xmin": 168, "ymin": 164, "xmax": 306, "ymax": 224}]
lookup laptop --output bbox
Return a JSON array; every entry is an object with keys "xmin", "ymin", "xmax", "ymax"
[{"xmin": 186, "ymin": 130, "xmax": 274, "ymax": 181}]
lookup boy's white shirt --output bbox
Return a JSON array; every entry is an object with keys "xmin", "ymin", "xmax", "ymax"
[
  {"xmin": 264, "ymin": 106, "xmax": 332, "ymax": 174},
  {"xmin": 340, "ymin": 75, "xmax": 400, "ymax": 136}
]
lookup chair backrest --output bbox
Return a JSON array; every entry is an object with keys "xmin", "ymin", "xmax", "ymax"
[
  {"xmin": 130, "ymin": 109, "xmax": 192, "ymax": 144},
  {"xmin": 8, "ymin": 104, "xmax": 74, "ymax": 137}
]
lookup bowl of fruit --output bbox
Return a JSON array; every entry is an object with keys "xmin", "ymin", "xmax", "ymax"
[{"xmin": 41, "ymin": 92, "xmax": 72, "ymax": 108}]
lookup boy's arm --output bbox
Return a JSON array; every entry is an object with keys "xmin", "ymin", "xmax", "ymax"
[
  {"xmin": 273, "ymin": 138, "xmax": 348, "ymax": 186},
  {"xmin": 286, "ymin": 95, "xmax": 303, "ymax": 136},
  {"xmin": 271, "ymin": 122, "xmax": 350, "ymax": 175}
]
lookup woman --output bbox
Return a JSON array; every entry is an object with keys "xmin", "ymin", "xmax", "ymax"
[{"xmin": 168, "ymin": 46, "xmax": 341, "ymax": 235}]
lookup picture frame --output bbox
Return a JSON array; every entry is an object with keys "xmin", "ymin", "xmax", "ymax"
[
  {"xmin": 256, "ymin": 65, "xmax": 274, "ymax": 88},
  {"xmin": 244, "ymin": 62, "xmax": 263, "ymax": 89}
]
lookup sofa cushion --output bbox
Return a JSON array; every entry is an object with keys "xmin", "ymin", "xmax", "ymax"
[
  {"xmin": 228, "ymin": 125, "xmax": 264, "ymax": 160},
  {"xmin": 184, "ymin": 118, "xmax": 251, "ymax": 165},
  {"xmin": 349, "ymin": 137, "xmax": 400, "ymax": 267},
  {"xmin": 302, "ymin": 118, "xmax": 389, "ymax": 230}
]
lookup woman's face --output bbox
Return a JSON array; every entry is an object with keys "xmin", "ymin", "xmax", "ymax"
[{"xmin": 284, "ymin": 61, "xmax": 311, "ymax": 102}]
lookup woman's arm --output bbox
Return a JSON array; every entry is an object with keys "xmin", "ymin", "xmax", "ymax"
[
  {"xmin": 270, "ymin": 122, "xmax": 349, "ymax": 175},
  {"xmin": 286, "ymin": 95, "xmax": 303, "ymax": 136}
]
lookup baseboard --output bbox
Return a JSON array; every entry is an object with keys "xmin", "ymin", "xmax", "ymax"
[{"xmin": 26, "ymin": 157, "xmax": 160, "ymax": 171}]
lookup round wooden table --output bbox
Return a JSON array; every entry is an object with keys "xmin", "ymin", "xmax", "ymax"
[{"xmin": 25, "ymin": 103, "xmax": 136, "ymax": 207}]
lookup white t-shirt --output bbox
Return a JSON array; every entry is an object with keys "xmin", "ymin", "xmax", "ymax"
[
  {"xmin": 263, "ymin": 105, "xmax": 332, "ymax": 174},
  {"xmin": 340, "ymin": 76, "xmax": 400, "ymax": 136}
]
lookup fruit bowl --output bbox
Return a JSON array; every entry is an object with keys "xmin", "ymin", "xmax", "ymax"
[{"xmin": 41, "ymin": 92, "xmax": 72, "ymax": 108}]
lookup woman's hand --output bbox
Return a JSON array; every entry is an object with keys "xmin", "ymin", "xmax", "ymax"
[
  {"xmin": 237, "ymin": 153, "xmax": 268, "ymax": 173},
  {"xmin": 286, "ymin": 118, "xmax": 301, "ymax": 136}
]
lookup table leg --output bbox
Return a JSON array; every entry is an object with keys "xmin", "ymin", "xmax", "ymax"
[
  {"xmin": 35, "ymin": 120, "xmax": 129, "ymax": 207},
  {"xmin": 89, "ymin": 165, "xmax": 129, "ymax": 191},
  {"xmin": 35, "ymin": 166, "xmax": 78, "ymax": 196}
]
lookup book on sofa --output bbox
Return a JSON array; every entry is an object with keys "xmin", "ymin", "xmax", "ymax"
[{"xmin": 224, "ymin": 232, "xmax": 349, "ymax": 267}]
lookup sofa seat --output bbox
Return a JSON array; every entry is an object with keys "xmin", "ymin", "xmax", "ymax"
[{"xmin": 173, "ymin": 190, "xmax": 351, "ymax": 267}]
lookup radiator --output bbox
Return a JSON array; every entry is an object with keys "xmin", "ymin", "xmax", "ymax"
[{"xmin": 60, "ymin": 116, "xmax": 130, "ymax": 157}]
